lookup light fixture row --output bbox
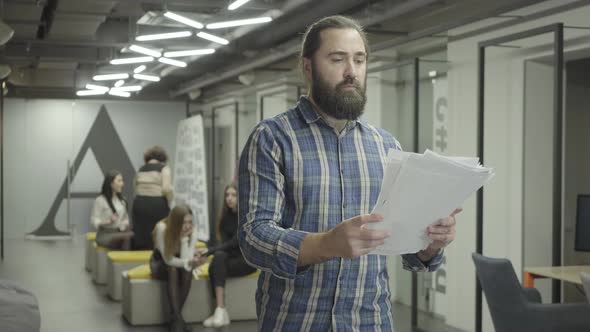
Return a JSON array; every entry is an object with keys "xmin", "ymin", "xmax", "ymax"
[
  {"xmin": 160, "ymin": 10, "xmax": 271, "ymax": 31},
  {"xmin": 78, "ymin": 4, "xmax": 270, "ymax": 98},
  {"xmin": 92, "ymin": 72, "xmax": 161, "ymax": 82}
]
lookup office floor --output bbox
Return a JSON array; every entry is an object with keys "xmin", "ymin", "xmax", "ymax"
[{"xmin": 0, "ymin": 237, "xmax": 464, "ymax": 332}]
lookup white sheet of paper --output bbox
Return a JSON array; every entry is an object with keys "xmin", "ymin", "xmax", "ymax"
[{"xmin": 369, "ymin": 149, "xmax": 494, "ymax": 255}]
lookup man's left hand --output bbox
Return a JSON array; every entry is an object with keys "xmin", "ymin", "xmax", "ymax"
[{"xmin": 426, "ymin": 208, "xmax": 462, "ymax": 251}]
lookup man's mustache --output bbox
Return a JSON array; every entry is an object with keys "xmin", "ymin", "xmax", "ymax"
[{"xmin": 336, "ymin": 77, "xmax": 363, "ymax": 91}]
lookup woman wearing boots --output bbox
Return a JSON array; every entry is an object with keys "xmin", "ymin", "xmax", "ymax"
[
  {"xmin": 199, "ymin": 184, "xmax": 256, "ymax": 328},
  {"xmin": 150, "ymin": 204, "xmax": 203, "ymax": 332}
]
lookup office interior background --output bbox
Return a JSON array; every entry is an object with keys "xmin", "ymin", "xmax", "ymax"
[{"xmin": 1, "ymin": 0, "xmax": 590, "ymax": 331}]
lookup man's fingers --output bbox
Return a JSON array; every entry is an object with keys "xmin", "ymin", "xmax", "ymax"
[
  {"xmin": 428, "ymin": 233, "xmax": 453, "ymax": 242},
  {"xmin": 435, "ymin": 216, "xmax": 456, "ymax": 227},
  {"xmin": 450, "ymin": 208, "xmax": 463, "ymax": 217},
  {"xmin": 352, "ymin": 213, "xmax": 384, "ymax": 226},
  {"xmin": 359, "ymin": 228, "xmax": 391, "ymax": 241},
  {"xmin": 427, "ymin": 225, "xmax": 451, "ymax": 235},
  {"xmin": 360, "ymin": 239, "xmax": 386, "ymax": 249}
]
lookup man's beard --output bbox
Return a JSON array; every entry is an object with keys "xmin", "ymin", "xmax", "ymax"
[{"xmin": 311, "ymin": 63, "xmax": 367, "ymax": 121}]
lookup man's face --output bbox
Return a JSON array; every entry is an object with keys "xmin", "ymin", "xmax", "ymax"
[{"xmin": 305, "ymin": 28, "xmax": 368, "ymax": 121}]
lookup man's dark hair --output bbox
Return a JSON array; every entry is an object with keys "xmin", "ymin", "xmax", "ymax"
[{"xmin": 299, "ymin": 16, "xmax": 370, "ymax": 76}]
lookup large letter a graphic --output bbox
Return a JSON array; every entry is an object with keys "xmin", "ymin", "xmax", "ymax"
[{"xmin": 28, "ymin": 106, "xmax": 136, "ymax": 237}]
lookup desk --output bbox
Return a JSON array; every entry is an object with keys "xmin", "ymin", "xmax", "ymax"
[{"xmin": 523, "ymin": 266, "xmax": 590, "ymax": 288}]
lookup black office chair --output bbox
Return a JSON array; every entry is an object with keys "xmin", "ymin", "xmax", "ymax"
[
  {"xmin": 472, "ymin": 253, "xmax": 590, "ymax": 332},
  {"xmin": 0, "ymin": 280, "xmax": 40, "ymax": 332}
]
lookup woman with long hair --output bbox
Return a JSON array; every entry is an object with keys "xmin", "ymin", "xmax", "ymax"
[
  {"xmin": 91, "ymin": 170, "xmax": 133, "ymax": 249},
  {"xmin": 150, "ymin": 204, "xmax": 203, "ymax": 332},
  {"xmin": 199, "ymin": 183, "xmax": 256, "ymax": 328}
]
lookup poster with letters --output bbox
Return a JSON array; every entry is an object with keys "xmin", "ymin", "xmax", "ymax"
[{"xmin": 173, "ymin": 115, "xmax": 210, "ymax": 241}]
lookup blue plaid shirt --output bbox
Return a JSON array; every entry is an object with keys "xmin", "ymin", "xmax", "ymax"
[{"xmin": 238, "ymin": 97, "xmax": 443, "ymax": 331}]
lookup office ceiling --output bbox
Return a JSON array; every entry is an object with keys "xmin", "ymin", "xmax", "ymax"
[{"xmin": 0, "ymin": 0, "xmax": 554, "ymax": 100}]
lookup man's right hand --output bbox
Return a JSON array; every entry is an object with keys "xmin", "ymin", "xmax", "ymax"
[
  {"xmin": 297, "ymin": 214, "xmax": 390, "ymax": 267},
  {"xmin": 324, "ymin": 214, "xmax": 390, "ymax": 258}
]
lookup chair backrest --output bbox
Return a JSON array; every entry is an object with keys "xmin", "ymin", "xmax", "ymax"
[
  {"xmin": 581, "ymin": 272, "xmax": 590, "ymax": 303},
  {"xmin": 472, "ymin": 253, "xmax": 530, "ymax": 332}
]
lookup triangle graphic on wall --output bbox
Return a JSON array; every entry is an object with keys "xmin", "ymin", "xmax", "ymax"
[{"xmin": 28, "ymin": 106, "xmax": 136, "ymax": 237}]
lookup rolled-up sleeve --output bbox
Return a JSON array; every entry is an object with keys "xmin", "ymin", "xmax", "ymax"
[
  {"xmin": 402, "ymin": 250, "xmax": 444, "ymax": 272},
  {"xmin": 238, "ymin": 124, "xmax": 309, "ymax": 280}
]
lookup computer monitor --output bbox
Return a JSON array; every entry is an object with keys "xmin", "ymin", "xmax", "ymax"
[{"xmin": 575, "ymin": 194, "xmax": 590, "ymax": 252}]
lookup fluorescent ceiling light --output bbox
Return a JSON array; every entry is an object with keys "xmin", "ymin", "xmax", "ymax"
[
  {"xmin": 129, "ymin": 44, "xmax": 162, "ymax": 57},
  {"xmin": 133, "ymin": 65, "xmax": 146, "ymax": 74},
  {"xmin": 158, "ymin": 57, "xmax": 187, "ymax": 67},
  {"xmin": 428, "ymin": 70, "xmax": 437, "ymax": 77},
  {"xmin": 206, "ymin": 17, "xmax": 272, "ymax": 29},
  {"xmin": 133, "ymin": 73, "xmax": 160, "ymax": 82},
  {"xmin": 196, "ymin": 31, "xmax": 229, "ymax": 45},
  {"xmin": 85, "ymin": 83, "xmax": 109, "ymax": 92},
  {"xmin": 93, "ymin": 73, "xmax": 129, "ymax": 81},
  {"xmin": 110, "ymin": 56, "xmax": 154, "ymax": 65},
  {"xmin": 108, "ymin": 90, "xmax": 131, "ymax": 98},
  {"xmin": 76, "ymin": 90, "xmax": 106, "ymax": 96},
  {"xmin": 163, "ymin": 49, "xmax": 215, "ymax": 57},
  {"xmin": 136, "ymin": 31, "xmax": 192, "ymax": 41},
  {"xmin": 228, "ymin": 0, "xmax": 251, "ymax": 10},
  {"xmin": 164, "ymin": 11, "xmax": 204, "ymax": 29},
  {"xmin": 111, "ymin": 85, "xmax": 142, "ymax": 92},
  {"xmin": 114, "ymin": 80, "xmax": 125, "ymax": 87}
]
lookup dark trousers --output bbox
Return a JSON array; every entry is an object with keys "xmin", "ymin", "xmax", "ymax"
[
  {"xmin": 132, "ymin": 195, "xmax": 169, "ymax": 250},
  {"xmin": 208, "ymin": 251, "xmax": 256, "ymax": 292}
]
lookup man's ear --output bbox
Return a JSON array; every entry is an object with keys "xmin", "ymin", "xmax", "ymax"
[{"xmin": 303, "ymin": 57, "xmax": 312, "ymax": 82}]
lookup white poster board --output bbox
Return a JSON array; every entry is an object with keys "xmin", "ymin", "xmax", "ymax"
[{"xmin": 173, "ymin": 115, "xmax": 210, "ymax": 241}]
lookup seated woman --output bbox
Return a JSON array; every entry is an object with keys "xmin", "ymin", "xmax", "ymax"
[
  {"xmin": 150, "ymin": 204, "xmax": 203, "ymax": 332},
  {"xmin": 200, "ymin": 184, "xmax": 256, "ymax": 328},
  {"xmin": 91, "ymin": 170, "xmax": 133, "ymax": 250}
]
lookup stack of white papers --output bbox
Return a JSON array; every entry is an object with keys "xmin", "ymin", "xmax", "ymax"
[{"xmin": 368, "ymin": 149, "xmax": 495, "ymax": 256}]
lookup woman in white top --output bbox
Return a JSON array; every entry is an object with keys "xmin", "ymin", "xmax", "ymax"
[
  {"xmin": 91, "ymin": 170, "xmax": 133, "ymax": 250},
  {"xmin": 150, "ymin": 204, "xmax": 204, "ymax": 332}
]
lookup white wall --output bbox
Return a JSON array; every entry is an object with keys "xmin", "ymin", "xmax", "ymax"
[
  {"xmin": 258, "ymin": 84, "xmax": 300, "ymax": 121},
  {"xmin": 446, "ymin": 3, "xmax": 590, "ymax": 331},
  {"xmin": 4, "ymin": 98, "xmax": 185, "ymax": 238},
  {"xmin": 523, "ymin": 61, "xmax": 554, "ymax": 303}
]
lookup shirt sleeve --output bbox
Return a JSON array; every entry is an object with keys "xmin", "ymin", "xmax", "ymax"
[
  {"xmin": 118, "ymin": 205, "xmax": 130, "ymax": 231},
  {"xmin": 401, "ymin": 250, "xmax": 444, "ymax": 272},
  {"xmin": 238, "ymin": 124, "xmax": 309, "ymax": 280},
  {"xmin": 155, "ymin": 223, "xmax": 192, "ymax": 271},
  {"xmin": 91, "ymin": 197, "xmax": 105, "ymax": 229},
  {"xmin": 206, "ymin": 235, "xmax": 239, "ymax": 256},
  {"xmin": 180, "ymin": 228, "xmax": 197, "ymax": 260}
]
